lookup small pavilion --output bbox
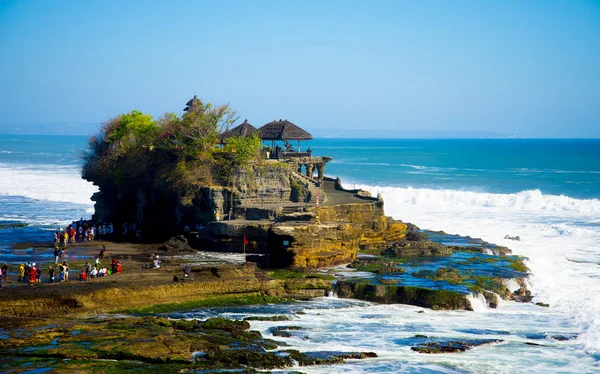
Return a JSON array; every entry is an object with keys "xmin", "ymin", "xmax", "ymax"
[
  {"xmin": 258, "ymin": 119, "xmax": 313, "ymax": 158},
  {"xmin": 218, "ymin": 119, "xmax": 257, "ymax": 144}
]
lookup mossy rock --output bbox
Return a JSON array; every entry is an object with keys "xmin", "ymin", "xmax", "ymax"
[
  {"xmin": 202, "ymin": 317, "xmax": 250, "ymax": 333},
  {"xmin": 335, "ymin": 280, "xmax": 471, "ymax": 310}
]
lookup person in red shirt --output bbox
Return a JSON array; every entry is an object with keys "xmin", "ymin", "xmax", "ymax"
[{"xmin": 28, "ymin": 264, "xmax": 37, "ymax": 286}]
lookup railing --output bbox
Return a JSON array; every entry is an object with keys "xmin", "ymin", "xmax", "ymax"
[{"xmin": 268, "ymin": 150, "xmax": 312, "ymax": 160}]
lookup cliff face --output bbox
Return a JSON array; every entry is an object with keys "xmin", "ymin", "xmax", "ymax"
[
  {"xmin": 87, "ymin": 157, "xmax": 408, "ymax": 269},
  {"xmin": 88, "ymin": 163, "xmax": 297, "ymax": 240}
]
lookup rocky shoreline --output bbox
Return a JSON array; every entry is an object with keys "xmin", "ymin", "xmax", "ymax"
[{"xmin": 0, "ymin": 226, "xmax": 536, "ymax": 372}]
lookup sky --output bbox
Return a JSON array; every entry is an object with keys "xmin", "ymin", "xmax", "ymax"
[{"xmin": 0, "ymin": 0, "xmax": 599, "ymax": 137}]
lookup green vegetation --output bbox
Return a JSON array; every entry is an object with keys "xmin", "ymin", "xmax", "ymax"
[
  {"xmin": 267, "ymin": 269, "xmax": 336, "ymax": 280},
  {"xmin": 506, "ymin": 256, "xmax": 529, "ymax": 272},
  {"xmin": 348, "ymin": 258, "xmax": 405, "ymax": 274},
  {"xmin": 0, "ymin": 222, "xmax": 28, "ymax": 229},
  {"xmin": 118, "ymin": 293, "xmax": 288, "ymax": 315},
  {"xmin": 420, "ymin": 268, "xmax": 459, "ymax": 284},
  {"xmin": 82, "ymin": 96, "xmax": 263, "ymax": 194},
  {"xmin": 0, "ymin": 315, "xmax": 376, "ymax": 372}
]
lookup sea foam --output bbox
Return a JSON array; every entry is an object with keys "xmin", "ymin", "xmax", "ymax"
[
  {"xmin": 0, "ymin": 163, "xmax": 97, "ymax": 205},
  {"xmin": 355, "ymin": 184, "xmax": 600, "ymax": 355}
]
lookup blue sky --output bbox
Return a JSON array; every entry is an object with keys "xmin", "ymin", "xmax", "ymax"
[{"xmin": 0, "ymin": 0, "xmax": 599, "ymax": 137}]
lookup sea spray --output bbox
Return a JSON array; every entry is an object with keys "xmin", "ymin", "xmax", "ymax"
[
  {"xmin": 466, "ymin": 293, "xmax": 489, "ymax": 312},
  {"xmin": 0, "ymin": 164, "xmax": 98, "ymax": 205}
]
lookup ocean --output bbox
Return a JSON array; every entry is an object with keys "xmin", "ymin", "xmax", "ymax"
[{"xmin": 1, "ymin": 135, "xmax": 599, "ymax": 373}]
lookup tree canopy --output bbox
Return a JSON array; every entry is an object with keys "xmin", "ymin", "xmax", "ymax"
[{"xmin": 82, "ymin": 96, "xmax": 261, "ymax": 190}]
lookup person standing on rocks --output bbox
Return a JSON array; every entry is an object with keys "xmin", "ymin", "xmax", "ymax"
[
  {"xmin": 23, "ymin": 263, "xmax": 30, "ymax": 283},
  {"xmin": 48, "ymin": 266, "xmax": 55, "ymax": 283},
  {"xmin": 63, "ymin": 262, "xmax": 69, "ymax": 282},
  {"xmin": 54, "ymin": 248, "xmax": 59, "ymax": 264},
  {"xmin": 28, "ymin": 264, "xmax": 37, "ymax": 286},
  {"xmin": 1, "ymin": 263, "xmax": 7, "ymax": 281},
  {"xmin": 18, "ymin": 263, "xmax": 24, "ymax": 282}
]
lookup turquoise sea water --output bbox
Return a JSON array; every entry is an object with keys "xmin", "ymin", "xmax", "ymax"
[
  {"xmin": 1, "ymin": 134, "xmax": 599, "ymax": 373},
  {"xmin": 308, "ymin": 138, "xmax": 600, "ymax": 199}
]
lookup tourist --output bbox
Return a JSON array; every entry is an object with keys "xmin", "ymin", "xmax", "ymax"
[
  {"xmin": 48, "ymin": 266, "xmax": 54, "ymax": 283},
  {"xmin": 89, "ymin": 226, "xmax": 95, "ymax": 241},
  {"xmin": 90, "ymin": 267, "xmax": 98, "ymax": 278},
  {"xmin": 111, "ymin": 257, "xmax": 118, "ymax": 274},
  {"xmin": 78, "ymin": 226, "xmax": 83, "ymax": 240},
  {"xmin": 69, "ymin": 227, "xmax": 76, "ymax": 242},
  {"xmin": 62, "ymin": 230, "xmax": 69, "ymax": 247},
  {"xmin": 18, "ymin": 263, "xmax": 25, "ymax": 282},
  {"xmin": 54, "ymin": 247, "xmax": 59, "ymax": 264},
  {"xmin": 63, "ymin": 262, "xmax": 70, "ymax": 282},
  {"xmin": 35, "ymin": 265, "xmax": 41, "ymax": 283},
  {"xmin": 94, "ymin": 257, "xmax": 101, "ymax": 269},
  {"xmin": 98, "ymin": 267, "xmax": 107, "ymax": 277},
  {"xmin": 79, "ymin": 269, "xmax": 87, "ymax": 282},
  {"xmin": 59, "ymin": 264, "xmax": 65, "ymax": 282},
  {"xmin": 23, "ymin": 263, "xmax": 30, "ymax": 283},
  {"xmin": 0, "ymin": 267, "xmax": 3, "ymax": 288},
  {"xmin": 53, "ymin": 230, "xmax": 60, "ymax": 246},
  {"xmin": 99, "ymin": 246, "xmax": 106, "ymax": 258},
  {"xmin": 184, "ymin": 265, "xmax": 190, "ymax": 277},
  {"xmin": 1, "ymin": 263, "xmax": 7, "ymax": 281},
  {"xmin": 28, "ymin": 263, "xmax": 37, "ymax": 286}
]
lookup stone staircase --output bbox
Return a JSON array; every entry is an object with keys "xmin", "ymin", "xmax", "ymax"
[{"xmin": 292, "ymin": 172, "xmax": 325, "ymax": 204}]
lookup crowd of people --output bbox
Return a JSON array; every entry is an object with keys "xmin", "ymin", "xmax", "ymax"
[
  {"xmin": 0, "ymin": 244, "xmax": 124, "ymax": 287},
  {"xmin": 53, "ymin": 219, "xmax": 115, "ymax": 248},
  {"xmin": 76, "ymin": 255, "xmax": 122, "ymax": 281}
]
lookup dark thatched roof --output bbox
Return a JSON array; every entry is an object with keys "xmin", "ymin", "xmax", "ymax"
[
  {"xmin": 217, "ymin": 119, "xmax": 257, "ymax": 144},
  {"xmin": 230, "ymin": 120, "xmax": 257, "ymax": 137},
  {"xmin": 258, "ymin": 119, "xmax": 313, "ymax": 141}
]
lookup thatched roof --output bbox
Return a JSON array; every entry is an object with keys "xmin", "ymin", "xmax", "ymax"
[
  {"xmin": 217, "ymin": 130, "xmax": 233, "ymax": 144},
  {"xmin": 230, "ymin": 120, "xmax": 257, "ymax": 137},
  {"xmin": 217, "ymin": 119, "xmax": 257, "ymax": 144},
  {"xmin": 258, "ymin": 119, "xmax": 313, "ymax": 141}
]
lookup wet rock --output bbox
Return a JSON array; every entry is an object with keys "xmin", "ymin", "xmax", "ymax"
[
  {"xmin": 245, "ymin": 315, "xmax": 291, "ymax": 322},
  {"xmin": 513, "ymin": 295, "xmax": 534, "ymax": 303},
  {"xmin": 525, "ymin": 342, "xmax": 551, "ymax": 347},
  {"xmin": 283, "ymin": 350, "xmax": 378, "ymax": 366},
  {"xmin": 335, "ymin": 280, "xmax": 472, "ymax": 310},
  {"xmin": 551, "ymin": 335, "xmax": 577, "ymax": 341},
  {"xmin": 202, "ymin": 318, "xmax": 250, "ymax": 333},
  {"xmin": 163, "ymin": 235, "xmax": 195, "ymax": 253},
  {"xmin": 382, "ymin": 239, "xmax": 452, "ymax": 257},
  {"xmin": 411, "ymin": 338, "xmax": 503, "ymax": 354},
  {"xmin": 270, "ymin": 326, "xmax": 306, "ymax": 337},
  {"xmin": 535, "ymin": 302, "xmax": 550, "ymax": 307}
]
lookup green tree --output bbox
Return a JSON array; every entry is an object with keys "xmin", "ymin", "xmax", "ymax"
[{"xmin": 224, "ymin": 134, "xmax": 262, "ymax": 169}]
